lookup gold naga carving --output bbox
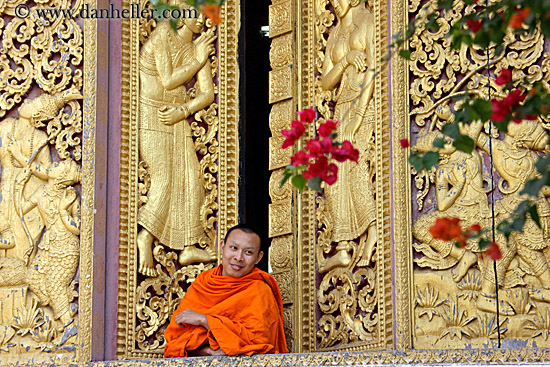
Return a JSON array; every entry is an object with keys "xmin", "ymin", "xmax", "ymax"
[
  {"xmin": 409, "ymin": 0, "xmax": 550, "ymax": 349},
  {"xmin": 118, "ymin": 1, "xmax": 226, "ymax": 358}
]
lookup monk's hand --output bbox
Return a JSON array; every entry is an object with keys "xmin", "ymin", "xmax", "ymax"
[
  {"xmin": 159, "ymin": 105, "xmax": 185, "ymax": 125},
  {"xmin": 175, "ymin": 309, "xmax": 208, "ymax": 329}
]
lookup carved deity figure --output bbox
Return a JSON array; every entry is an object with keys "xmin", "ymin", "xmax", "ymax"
[
  {"xmin": 137, "ymin": 9, "xmax": 217, "ymax": 276},
  {"xmin": 412, "ymin": 123, "xmax": 488, "ymax": 282},
  {"xmin": 319, "ymin": 0, "xmax": 377, "ymax": 272},
  {"xmin": 475, "ymin": 120, "xmax": 550, "ymax": 315},
  {"xmin": 0, "ymin": 158, "xmax": 81, "ymax": 328},
  {"xmin": 0, "ymin": 91, "xmax": 81, "ymax": 260}
]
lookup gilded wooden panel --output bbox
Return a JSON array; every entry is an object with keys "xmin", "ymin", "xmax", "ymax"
[
  {"xmin": 0, "ymin": 0, "xmax": 97, "ymax": 363},
  {"xmin": 391, "ymin": 0, "xmax": 550, "ymax": 360},
  {"xmin": 116, "ymin": 0, "xmax": 240, "ymax": 360}
]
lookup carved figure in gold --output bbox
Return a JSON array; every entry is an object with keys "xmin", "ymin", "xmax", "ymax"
[
  {"xmin": 412, "ymin": 123, "xmax": 488, "ymax": 282},
  {"xmin": 319, "ymin": 0, "xmax": 377, "ymax": 272},
  {"xmin": 0, "ymin": 91, "xmax": 81, "ymax": 260},
  {"xmin": 475, "ymin": 120, "xmax": 550, "ymax": 315},
  {"xmin": 137, "ymin": 10, "xmax": 217, "ymax": 276},
  {"xmin": 0, "ymin": 158, "xmax": 81, "ymax": 328}
]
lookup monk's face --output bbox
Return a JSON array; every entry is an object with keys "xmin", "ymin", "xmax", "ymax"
[{"xmin": 220, "ymin": 229, "xmax": 263, "ymax": 277}]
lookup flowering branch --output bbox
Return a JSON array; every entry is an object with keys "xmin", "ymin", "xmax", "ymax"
[{"xmin": 280, "ymin": 108, "xmax": 359, "ymax": 193}]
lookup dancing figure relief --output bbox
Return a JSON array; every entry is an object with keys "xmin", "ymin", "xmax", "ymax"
[
  {"xmin": 319, "ymin": 0, "xmax": 377, "ymax": 273},
  {"xmin": 137, "ymin": 8, "xmax": 217, "ymax": 277}
]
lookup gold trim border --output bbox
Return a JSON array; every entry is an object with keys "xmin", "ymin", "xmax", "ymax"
[
  {"xmin": 391, "ymin": 0, "xmax": 413, "ymax": 352},
  {"xmin": 78, "ymin": 6, "xmax": 98, "ymax": 362}
]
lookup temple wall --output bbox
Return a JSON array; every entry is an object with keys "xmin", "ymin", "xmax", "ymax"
[{"xmin": 2, "ymin": 0, "xmax": 550, "ymax": 365}]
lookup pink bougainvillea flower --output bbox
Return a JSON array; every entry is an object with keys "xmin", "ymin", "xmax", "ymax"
[
  {"xmin": 466, "ymin": 19, "xmax": 483, "ymax": 33},
  {"xmin": 291, "ymin": 150, "xmax": 310, "ymax": 166},
  {"xmin": 281, "ymin": 120, "xmax": 306, "ymax": 148},
  {"xmin": 201, "ymin": 4, "xmax": 222, "ymax": 25},
  {"xmin": 318, "ymin": 119, "xmax": 339, "ymax": 137},
  {"xmin": 509, "ymin": 8, "xmax": 530, "ymax": 29},
  {"xmin": 332, "ymin": 140, "xmax": 359, "ymax": 163},
  {"xmin": 495, "ymin": 68, "xmax": 512, "ymax": 86},
  {"xmin": 296, "ymin": 107, "xmax": 316, "ymax": 123},
  {"xmin": 491, "ymin": 89, "xmax": 526, "ymax": 122},
  {"xmin": 400, "ymin": 138, "xmax": 410, "ymax": 148}
]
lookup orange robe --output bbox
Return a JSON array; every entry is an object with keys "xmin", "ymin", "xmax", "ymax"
[{"xmin": 164, "ymin": 266, "xmax": 288, "ymax": 357}]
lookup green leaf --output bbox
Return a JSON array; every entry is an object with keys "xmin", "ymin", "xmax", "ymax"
[
  {"xmin": 280, "ymin": 169, "xmax": 293, "ymax": 188},
  {"xmin": 422, "ymin": 151, "xmax": 440, "ymax": 170},
  {"xmin": 478, "ymin": 238, "xmax": 491, "ymax": 251},
  {"xmin": 471, "ymin": 99, "xmax": 493, "ymax": 121},
  {"xmin": 453, "ymin": 134, "xmax": 475, "ymax": 153},
  {"xmin": 433, "ymin": 137, "xmax": 446, "ymax": 148},
  {"xmin": 399, "ymin": 49, "xmax": 412, "ymax": 60},
  {"xmin": 307, "ymin": 176, "xmax": 323, "ymax": 193},
  {"xmin": 409, "ymin": 153, "xmax": 424, "ymax": 172},
  {"xmin": 441, "ymin": 122, "xmax": 460, "ymax": 139},
  {"xmin": 522, "ymin": 176, "xmax": 547, "ymax": 197},
  {"xmin": 291, "ymin": 175, "xmax": 307, "ymax": 192}
]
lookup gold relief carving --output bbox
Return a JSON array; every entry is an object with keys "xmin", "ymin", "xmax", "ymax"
[
  {"xmin": 269, "ymin": 99, "xmax": 293, "ymax": 134},
  {"xmin": 269, "ymin": 66, "xmax": 293, "ymax": 104},
  {"xmin": 269, "ymin": 169, "xmax": 292, "ymax": 202},
  {"xmin": 312, "ymin": 0, "xmax": 390, "ymax": 352},
  {"xmin": 269, "ymin": 235, "xmax": 293, "ymax": 272},
  {"xmin": 282, "ymin": 306, "xmax": 293, "ymax": 352},
  {"xmin": 271, "ymin": 270, "xmax": 293, "ymax": 305},
  {"xmin": 117, "ymin": 0, "xmax": 240, "ymax": 359},
  {"xmin": 269, "ymin": 201, "xmax": 292, "ymax": 238},
  {"xmin": 269, "ymin": 135, "xmax": 292, "ymax": 170},
  {"xmin": 268, "ymin": 0, "xmax": 292, "ymax": 38},
  {"xmin": 92, "ymin": 312, "xmax": 104, "ymax": 356},
  {"xmin": 407, "ymin": 0, "xmax": 550, "ymax": 351},
  {"xmin": 270, "ymin": 33, "xmax": 293, "ymax": 70}
]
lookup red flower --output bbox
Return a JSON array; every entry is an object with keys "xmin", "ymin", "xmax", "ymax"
[
  {"xmin": 281, "ymin": 120, "xmax": 306, "ymax": 149},
  {"xmin": 400, "ymin": 138, "xmax": 410, "ymax": 148},
  {"xmin": 486, "ymin": 241, "xmax": 503, "ymax": 261},
  {"xmin": 332, "ymin": 140, "xmax": 359, "ymax": 163},
  {"xmin": 495, "ymin": 68, "xmax": 512, "ymax": 86},
  {"xmin": 429, "ymin": 217, "xmax": 462, "ymax": 242},
  {"xmin": 509, "ymin": 8, "xmax": 530, "ymax": 29},
  {"xmin": 201, "ymin": 4, "xmax": 222, "ymax": 25},
  {"xmin": 303, "ymin": 156, "xmax": 329, "ymax": 179},
  {"xmin": 291, "ymin": 150, "xmax": 310, "ymax": 166},
  {"xmin": 466, "ymin": 19, "xmax": 483, "ymax": 33},
  {"xmin": 323, "ymin": 163, "xmax": 338, "ymax": 185},
  {"xmin": 318, "ymin": 119, "xmax": 339, "ymax": 137},
  {"xmin": 469, "ymin": 224, "xmax": 482, "ymax": 233},
  {"xmin": 297, "ymin": 107, "xmax": 316, "ymax": 123},
  {"xmin": 490, "ymin": 89, "xmax": 526, "ymax": 122}
]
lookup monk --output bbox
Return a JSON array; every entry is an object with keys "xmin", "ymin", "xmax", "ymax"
[{"xmin": 164, "ymin": 225, "xmax": 288, "ymax": 357}]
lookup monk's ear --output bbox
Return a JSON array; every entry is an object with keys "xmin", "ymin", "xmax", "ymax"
[
  {"xmin": 220, "ymin": 240, "xmax": 225, "ymax": 251},
  {"xmin": 255, "ymin": 250, "xmax": 264, "ymax": 265}
]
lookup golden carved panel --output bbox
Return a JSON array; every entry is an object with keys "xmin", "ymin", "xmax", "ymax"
[
  {"xmin": 404, "ymin": 1, "xmax": 550, "ymax": 352},
  {"xmin": 270, "ymin": 33, "xmax": 293, "ymax": 70},
  {"xmin": 268, "ymin": 0, "xmax": 293, "ymax": 38},
  {"xmin": 0, "ymin": 0, "xmax": 96, "ymax": 363},
  {"xmin": 269, "ymin": 136, "xmax": 292, "ymax": 170},
  {"xmin": 269, "ymin": 99, "xmax": 294, "ymax": 133},
  {"xmin": 269, "ymin": 66, "xmax": 294, "ymax": 104},
  {"xmin": 116, "ymin": 0, "xmax": 240, "ymax": 360},
  {"xmin": 271, "ymin": 270, "xmax": 293, "ymax": 305},
  {"xmin": 269, "ymin": 201, "xmax": 293, "ymax": 238}
]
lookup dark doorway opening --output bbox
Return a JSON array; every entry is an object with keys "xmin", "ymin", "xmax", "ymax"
[{"xmin": 239, "ymin": 0, "xmax": 272, "ymax": 271}]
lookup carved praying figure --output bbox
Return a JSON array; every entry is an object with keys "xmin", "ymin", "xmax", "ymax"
[
  {"xmin": 137, "ymin": 9, "xmax": 217, "ymax": 276},
  {"xmin": 319, "ymin": 0, "xmax": 377, "ymax": 272}
]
